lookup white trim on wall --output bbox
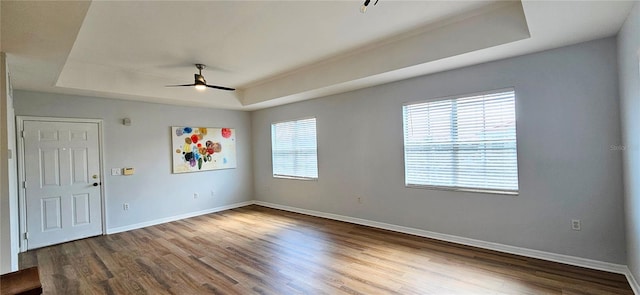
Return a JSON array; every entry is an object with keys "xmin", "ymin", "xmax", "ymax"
[
  {"xmin": 82, "ymin": 198, "xmax": 640, "ymax": 293},
  {"xmin": 106, "ymin": 201, "xmax": 254, "ymax": 234},
  {"xmin": 254, "ymin": 201, "xmax": 631, "ymax": 276},
  {"xmin": 626, "ymin": 268, "xmax": 640, "ymax": 295}
]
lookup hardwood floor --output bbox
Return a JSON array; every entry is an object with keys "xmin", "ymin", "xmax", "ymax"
[{"xmin": 20, "ymin": 205, "xmax": 633, "ymax": 294}]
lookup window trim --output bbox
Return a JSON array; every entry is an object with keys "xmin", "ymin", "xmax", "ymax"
[
  {"xmin": 402, "ymin": 88, "xmax": 519, "ymax": 195},
  {"xmin": 402, "ymin": 88, "xmax": 517, "ymax": 107},
  {"xmin": 405, "ymin": 183, "xmax": 519, "ymax": 196},
  {"xmin": 270, "ymin": 116, "xmax": 319, "ymax": 181},
  {"xmin": 273, "ymin": 174, "xmax": 318, "ymax": 181}
]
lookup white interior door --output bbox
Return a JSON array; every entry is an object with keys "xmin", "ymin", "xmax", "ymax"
[{"xmin": 23, "ymin": 120, "xmax": 103, "ymax": 249}]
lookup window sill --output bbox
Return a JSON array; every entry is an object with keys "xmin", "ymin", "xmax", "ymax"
[
  {"xmin": 273, "ymin": 175, "xmax": 318, "ymax": 181},
  {"xmin": 405, "ymin": 184, "xmax": 518, "ymax": 196}
]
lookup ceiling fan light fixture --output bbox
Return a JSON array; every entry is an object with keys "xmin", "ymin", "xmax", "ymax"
[
  {"xmin": 360, "ymin": 0, "xmax": 370, "ymax": 13},
  {"xmin": 165, "ymin": 64, "xmax": 236, "ymax": 92},
  {"xmin": 360, "ymin": 0, "xmax": 379, "ymax": 14}
]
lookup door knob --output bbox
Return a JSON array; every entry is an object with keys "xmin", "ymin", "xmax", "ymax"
[{"xmin": 93, "ymin": 182, "xmax": 100, "ymax": 187}]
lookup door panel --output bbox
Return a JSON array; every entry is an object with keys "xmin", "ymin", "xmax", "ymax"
[
  {"xmin": 41, "ymin": 197, "xmax": 62, "ymax": 231},
  {"xmin": 40, "ymin": 149, "xmax": 61, "ymax": 187},
  {"xmin": 38, "ymin": 130, "xmax": 59, "ymax": 141},
  {"xmin": 72, "ymin": 193, "xmax": 91, "ymax": 226},
  {"xmin": 70, "ymin": 130, "xmax": 87, "ymax": 141},
  {"xmin": 71, "ymin": 148, "xmax": 88, "ymax": 184},
  {"xmin": 24, "ymin": 120, "xmax": 102, "ymax": 249}
]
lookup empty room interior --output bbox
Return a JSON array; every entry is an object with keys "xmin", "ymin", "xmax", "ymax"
[{"xmin": 1, "ymin": 0, "xmax": 640, "ymax": 294}]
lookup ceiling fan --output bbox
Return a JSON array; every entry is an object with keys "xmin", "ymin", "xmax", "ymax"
[{"xmin": 166, "ymin": 64, "xmax": 235, "ymax": 91}]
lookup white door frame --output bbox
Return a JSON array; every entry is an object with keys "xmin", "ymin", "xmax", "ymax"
[{"xmin": 16, "ymin": 116, "xmax": 107, "ymax": 252}]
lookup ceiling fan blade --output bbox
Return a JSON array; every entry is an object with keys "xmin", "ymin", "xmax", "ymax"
[
  {"xmin": 166, "ymin": 84, "xmax": 196, "ymax": 87},
  {"xmin": 206, "ymin": 84, "xmax": 236, "ymax": 91}
]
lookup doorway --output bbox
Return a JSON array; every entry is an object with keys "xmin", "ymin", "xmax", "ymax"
[{"xmin": 17, "ymin": 117, "xmax": 105, "ymax": 250}]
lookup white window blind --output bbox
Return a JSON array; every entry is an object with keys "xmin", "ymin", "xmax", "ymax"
[
  {"xmin": 403, "ymin": 89, "xmax": 519, "ymax": 193},
  {"xmin": 271, "ymin": 118, "xmax": 318, "ymax": 179}
]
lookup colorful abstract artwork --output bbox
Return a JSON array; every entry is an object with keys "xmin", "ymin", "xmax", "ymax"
[{"xmin": 171, "ymin": 126, "xmax": 237, "ymax": 173}]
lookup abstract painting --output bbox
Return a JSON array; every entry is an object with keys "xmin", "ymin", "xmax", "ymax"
[{"xmin": 172, "ymin": 126, "xmax": 237, "ymax": 173}]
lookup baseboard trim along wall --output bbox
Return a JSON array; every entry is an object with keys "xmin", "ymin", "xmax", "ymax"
[
  {"xmin": 104, "ymin": 200, "xmax": 639, "ymax": 294},
  {"xmin": 105, "ymin": 201, "xmax": 254, "ymax": 234},
  {"xmin": 626, "ymin": 267, "xmax": 640, "ymax": 295},
  {"xmin": 253, "ymin": 201, "xmax": 634, "ymax": 278}
]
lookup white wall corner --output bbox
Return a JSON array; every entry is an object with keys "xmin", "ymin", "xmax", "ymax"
[{"xmin": 0, "ymin": 52, "xmax": 19, "ymax": 274}]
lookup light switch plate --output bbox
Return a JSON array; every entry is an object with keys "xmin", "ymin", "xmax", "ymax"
[{"xmin": 111, "ymin": 168, "xmax": 122, "ymax": 176}]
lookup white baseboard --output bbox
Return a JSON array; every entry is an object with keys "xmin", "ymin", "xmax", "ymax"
[
  {"xmin": 254, "ymin": 201, "xmax": 630, "ymax": 276},
  {"xmin": 626, "ymin": 267, "xmax": 640, "ymax": 295},
  {"xmin": 102, "ymin": 199, "xmax": 638, "ymax": 294},
  {"xmin": 106, "ymin": 201, "xmax": 254, "ymax": 234}
]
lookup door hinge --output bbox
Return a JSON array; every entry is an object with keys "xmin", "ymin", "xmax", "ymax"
[
  {"xmin": 20, "ymin": 130, "xmax": 24, "ymax": 138},
  {"xmin": 22, "ymin": 181, "xmax": 26, "ymax": 189},
  {"xmin": 23, "ymin": 232, "xmax": 28, "ymax": 240}
]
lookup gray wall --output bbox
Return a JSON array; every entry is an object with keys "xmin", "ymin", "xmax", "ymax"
[
  {"xmin": 14, "ymin": 92, "xmax": 253, "ymax": 230},
  {"xmin": 252, "ymin": 37, "xmax": 627, "ymax": 264},
  {"xmin": 618, "ymin": 2, "xmax": 640, "ymax": 284}
]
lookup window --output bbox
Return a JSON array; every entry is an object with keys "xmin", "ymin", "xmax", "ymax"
[
  {"xmin": 402, "ymin": 89, "xmax": 518, "ymax": 194},
  {"xmin": 271, "ymin": 118, "xmax": 318, "ymax": 179}
]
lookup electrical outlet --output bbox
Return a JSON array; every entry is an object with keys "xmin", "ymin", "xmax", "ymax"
[
  {"xmin": 357, "ymin": 196, "xmax": 362, "ymax": 204},
  {"xmin": 194, "ymin": 193, "xmax": 199, "ymax": 199},
  {"xmin": 571, "ymin": 219, "xmax": 581, "ymax": 231},
  {"xmin": 211, "ymin": 190, "xmax": 216, "ymax": 197},
  {"xmin": 123, "ymin": 203, "xmax": 129, "ymax": 211}
]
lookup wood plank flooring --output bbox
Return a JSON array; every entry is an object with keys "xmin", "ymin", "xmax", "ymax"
[{"xmin": 20, "ymin": 205, "xmax": 633, "ymax": 294}]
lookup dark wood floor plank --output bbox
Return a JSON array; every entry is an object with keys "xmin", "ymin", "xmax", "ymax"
[{"xmin": 18, "ymin": 205, "xmax": 634, "ymax": 294}]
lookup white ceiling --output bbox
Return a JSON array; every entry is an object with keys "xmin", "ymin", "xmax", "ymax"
[{"xmin": 1, "ymin": 0, "xmax": 635, "ymax": 111}]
